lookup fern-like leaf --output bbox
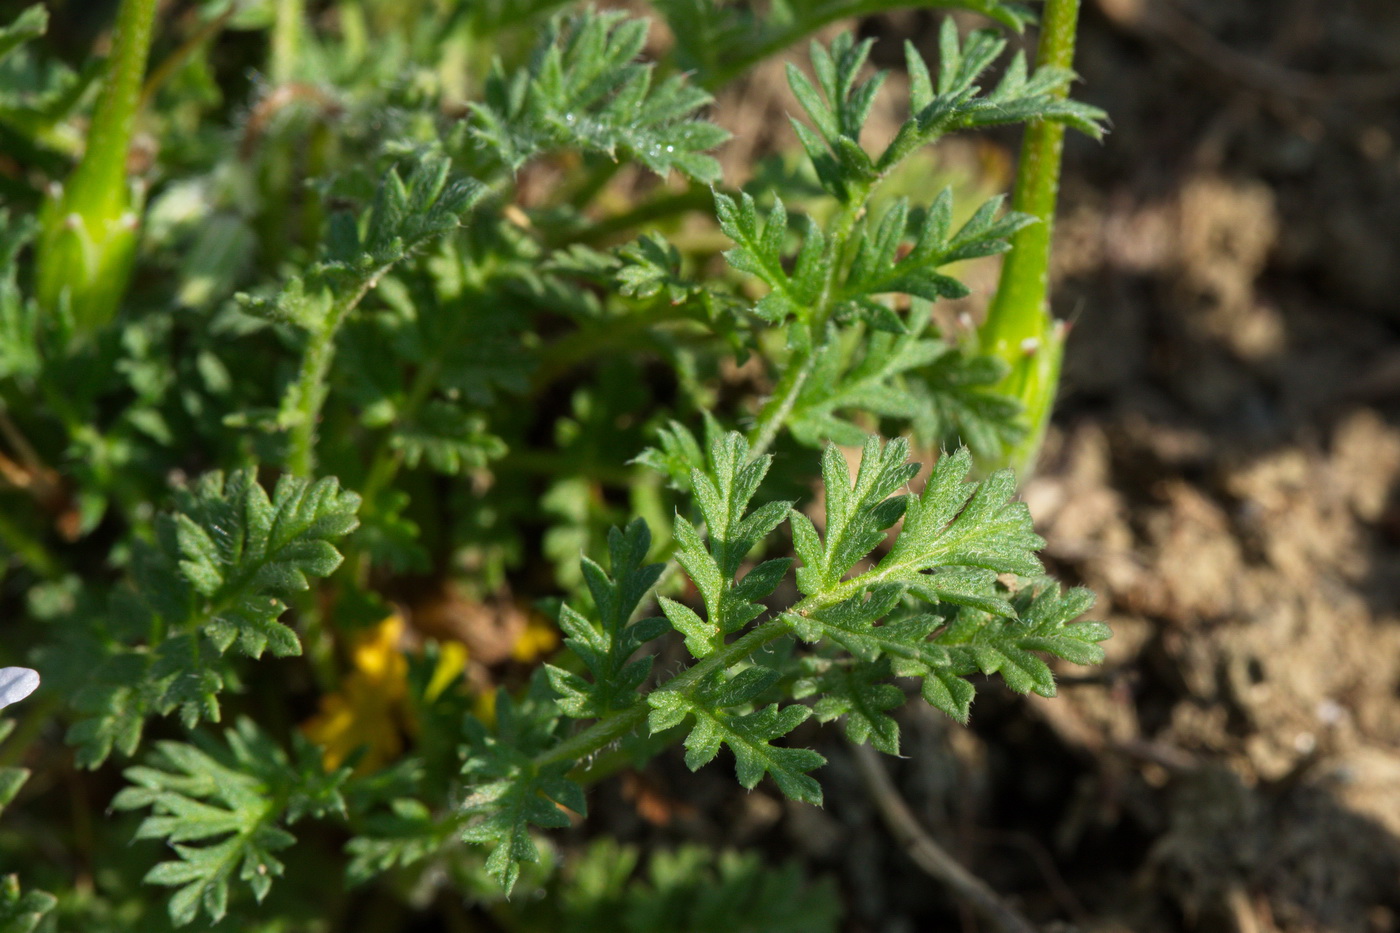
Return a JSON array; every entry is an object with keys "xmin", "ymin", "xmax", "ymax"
[
  {"xmin": 458, "ymin": 678, "xmax": 585, "ymax": 893},
  {"xmin": 471, "ymin": 11, "xmax": 730, "ymax": 182},
  {"xmin": 648, "ymin": 666, "xmax": 824, "ymax": 804},
  {"xmin": 545, "ymin": 518, "xmax": 668, "ymax": 718},
  {"xmin": 714, "ymin": 192, "xmax": 827, "ymax": 326},
  {"xmin": 112, "ymin": 720, "xmax": 347, "ymax": 927},
  {"xmin": 658, "ymin": 433, "xmax": 792, "ymax": 659},
  {"xmin": 240, "ymin": 155, "xmax": 484, "ymax": 334},
  {"xmin": 174, "ymin": 469, "xmax": 360, "ymax": 658}
]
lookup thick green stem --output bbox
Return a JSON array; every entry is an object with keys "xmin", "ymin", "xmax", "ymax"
[
  {"xmin": 977, "ymin": 0, "xmax": 1082, "ymax": 477},
  {"xmin": 35, "ymin": 0, "xmax": 157, "ymax": 332},
  {"xmin": 65, "ymin": 0, "xmax": 155, "ymax": 215},
  {"xmin": 271, "ymin": 0, "xmax": 305, "ymax": 84}
]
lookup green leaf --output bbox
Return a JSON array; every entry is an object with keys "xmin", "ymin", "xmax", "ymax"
[
  {"xmin": 783, "ymin": 441, "xmax": 1084, "ymax": 724},
  {"xmin": 112, "ymin": 720, "xmax": 336, "ymax": 926},
  {"xmin": 795, "ymin": 657, "xmax": 903, "ymax": 755},
  {"xmin": 647, "ymin": 670, "xmax": 824, "ymax": 804},
  {"xmin": 0, "ymin": 873, "xmax": 55, "ymax": 933},
  {"xmin": 555, "ymin": 837, "xmax": 841, "ymax": 933},
  {"xmin": 239, "ymin": 155, "xmax": 485, "ymax": 334},
  {"xmin": 64, "ymin": 467, "xmax": 360, "ymax": 768},
  {"xmin": 633, "ymin": 418, "xmax": 710, "ymax": 492},
  {"xmin": 656, "ymin": 0, "xmax": 1035, "ymax": 90},
  {"xmin": 879, "ymin": 22, "xmax": 1107, "ymax": 171},
  {"xmin": 174, "ymin": 469, "xmax": 361, "ymax": 658},
  {"xmin": 545, "ymin": 519, "xmax": 667, "ymax": 718},
  {"xmin": 663, "ymin": 433, "xmax": 793, "ymax": 659},
  {"xmin": 459, "ymin": 676, "xmax": 584, "ymax": 893},
  {"xmin": 791, "ymin": 436, "xmax": 918, "ymax": 596},
  {"xmin": 471, "ymin": 10, "xmax": 730, "ymax": 182},
  {"xmin": 836, "ymin": 191, "xmax": 1034, "ymax": 321},
  {"xmin": 715, "ymin": 191, "xmax": 826, "ymax": 326},
  {"xmin": 616, "ymin": 233, "xmax": 692, "ymax": 303},
  {"xmin": 789, "ymin": 313, "xmax": 1025, "ymax": 459},
  {"xmin": 884, "ymin": 449, "xmax": 1041, "ymax": 574},
  {"xmin": 346, "ymin": 798, "xmax": 454, "ymax": 887},
  {"xmin": 0, "ymin": 6, "xmax": 45, "ymax": 67},
  {"xmin": 949, "ymin": 583, "xmax": 1107, "ymax": 698},
  {"xmin": 389, "ymin": 400, "xmax": 507, "ymax": 475}
]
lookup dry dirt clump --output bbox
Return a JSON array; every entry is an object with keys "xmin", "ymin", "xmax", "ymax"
[{"xmin": 1015, "ymin": 0, "xmax": 1400, "ymax": 917}]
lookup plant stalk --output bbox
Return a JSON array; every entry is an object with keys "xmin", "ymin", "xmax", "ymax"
[
  {"xmin": 285, "ymin": 274, "xmax": 380, "ymax": 477},
  {"xmin": 977, "ymin": 0, "xmax": 1082, "ymax": 477},
  {"xmin": 533, "ymin": 615, "xmax": 794, "ymax": 771},
  {"xmin": 35, "ymin": 0, "xmax": 158, "ymax": 333},
  {"xmin": 271, "ymin": 0, "xmax": 305, "ymax": 84}
]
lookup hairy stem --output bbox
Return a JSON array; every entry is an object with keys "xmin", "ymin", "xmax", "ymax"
[
  {"xmin": 64, "ymin": 0, "xmax": 156, "ymax": 216},
  {"xmin": 271, "ymin": 0, "xmax": 305, "ymax": 84},
  {"xmin": 533, "ymin": 616, "xmax": 794, "ymax": 771},
  {"xmin": 747, "ymin": 350, "xmax": 816, "ymax": 458},
  {"xmin": 35, "ymin": 0, "xmax": 157, "ymax": 331},
  {"xmin": 285, "ymin": 276, "xmax": 379, "ymax": 477},
  {"xmin": 977, "ymin": 0, "xmax": 1082, "ymax": 476}
]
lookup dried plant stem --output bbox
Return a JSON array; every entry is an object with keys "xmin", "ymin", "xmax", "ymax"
[{"xmin": 849, "ymin": 741, "xmax": 1039, "ymax": 933}]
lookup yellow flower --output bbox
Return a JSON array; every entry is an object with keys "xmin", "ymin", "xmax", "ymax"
[
  {"xmin": 510, "ymin": 611, "xmax": 560, "ymax": 663},
  {"xmin": 302, "ymin": 604, "xmax": 558, "ymax": 771},
  {"xmin": 302, "ymin": 615, "xmax": 410, "ymax": 773}
]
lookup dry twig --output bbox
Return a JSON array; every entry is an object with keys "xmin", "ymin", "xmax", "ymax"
[{"xmin": 849, "ymin": 741, "xmax": 1039, "ymax": 933}]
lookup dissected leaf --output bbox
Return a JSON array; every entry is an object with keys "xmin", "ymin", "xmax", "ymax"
[{"xmin": 472, "ymin": 11, "xmax": 730, "ymax": 182}]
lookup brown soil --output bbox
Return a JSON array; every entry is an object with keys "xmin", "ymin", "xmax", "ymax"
[{"xmin": 683, "ymin": 3, "xmax": 1400, "ymax": 931}]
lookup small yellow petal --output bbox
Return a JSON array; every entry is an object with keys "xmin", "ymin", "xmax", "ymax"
[
  {"xmin": 510, "ymin": 612, "xmax": 560, "ymax": 663},
  {"xmin": 425, "ymin": 641, "xmax": 469, "ymax": 703},
  {"xmin": 301, "ymin": 614, "xmax": 411, "ymax": 773}
]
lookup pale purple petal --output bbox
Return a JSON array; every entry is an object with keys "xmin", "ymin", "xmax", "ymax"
[{"xmin": 0, "ymin": 668, "xmax": 39, "ymax": 709}]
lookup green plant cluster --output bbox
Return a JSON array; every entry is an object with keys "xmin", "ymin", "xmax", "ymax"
[{"xmin": 0, "ymin": 0, "xmax": 1104, "ymax": 928}]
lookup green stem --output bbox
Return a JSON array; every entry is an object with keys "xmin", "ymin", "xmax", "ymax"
[
  {"xmin": 35, "ymin": 0, "xmax": 157, "ymax": 332},
  {"xmin": 977, "ymin": 0, "xmax": 1082, "ymax": 477},
  {"xmin": 286, "ymin": 320, "xmax": 340, "ymax": 479},
  {"xmin": 64, "ymin": 0, "xmax": 156, "ymax": 217},
  {"xmin": 271, "ymin": 0, "xmax": 305, "ymax": 84},
  {"xmin": 285, "ymin": 276, "xmax": 379, "ymax": 477},
  {"xmin": 533, "ymin": 616, "xmax": 794, "ymax": 771},
  {"xmin": 749, "ymin": 180, "xmax": 871, "ymax": 458},
  {"xmin": 747, "ymin": 350, "xmax": 815, "ymax": 458}
]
